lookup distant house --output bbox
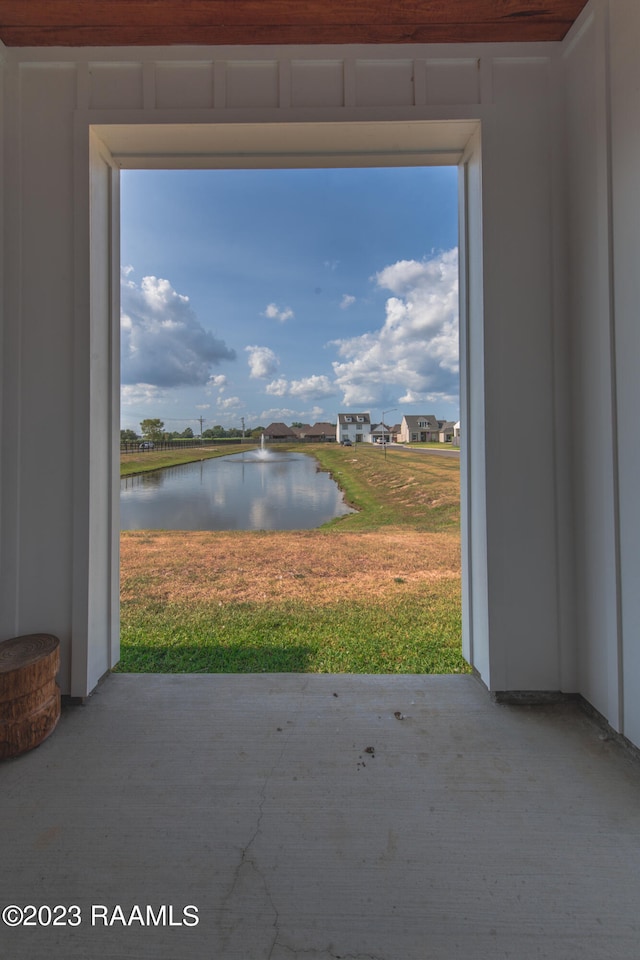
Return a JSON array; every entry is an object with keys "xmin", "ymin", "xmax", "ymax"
[
  {"xmin": 453, "ymin": 421, "xmax": 461, "ymax": 447},
  {"xmin": 369, "ymin": 422, "xmax": 393, "ymax": 443},
  {"xmin": 290, "ymin": 423, "xmax": 312, "ymax": 439},
  {"xmin": 399, "ymin": 414, "xmax": 440, "ymax": 443},
  {"xmin": 337, "ymin": 413, "xmax": 371, "ymax": 444},
  {"xmin": 300, "ymin": 422, "xmax": 336, "ymax": 441},
  {"xmin": 263, "ymin": 422, "xmax": 298, "ymax": 441},
  {"xmin": 438, "ymin": 420, "xmax": 456, "ymax": 443}
]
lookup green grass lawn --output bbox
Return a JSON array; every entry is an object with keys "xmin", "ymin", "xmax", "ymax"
[{"xmin": 119, "ymin": 585, "xmax": 464, "ymax": 675}]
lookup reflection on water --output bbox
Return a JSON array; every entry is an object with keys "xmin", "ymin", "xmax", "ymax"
[{"xmin": 120, "ymin": 451, "xmax": 355, "ymax": 531}]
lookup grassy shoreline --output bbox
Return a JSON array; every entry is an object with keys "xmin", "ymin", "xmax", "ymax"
[
  {"xmin": 120, "ymin": 443, "xmax": 256, "ymax": 477},
  {"xmin": 301, "ymin": 443, "xmax": 459, "ymax": 533},
  {"xmin": 118, "ymin": 443, "xmax": 466, "ymax": 674}
]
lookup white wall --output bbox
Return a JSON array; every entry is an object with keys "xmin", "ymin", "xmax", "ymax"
[
  {"xmin": 1, "ymin": 60, "xmax": 79, "ymax": 688},
  {"xmin": 1, "ymin": 4, "xmax": 636, "ymax": 745},
  {"xmin": 609, "ymin": 0, "xmax": 640, "ymax": 748},
  {"xmin": 0, "ymin": 41, "xmax": 570, "ymax": 699},
  {"xmin": 480, "ymin": 56, "xmax": 564, "ymax": 691},
  {"xmin": 562, "ymin": 0, "xmax": 640, "ymax": 742},
  {"xmin": 459, "ymin": 128, "xmax": 491, "ymax": 684}
]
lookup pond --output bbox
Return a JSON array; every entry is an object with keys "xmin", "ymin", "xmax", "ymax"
[{"xmin": 120, "ymin": 450, "xmax": 355, "ymax": 531}]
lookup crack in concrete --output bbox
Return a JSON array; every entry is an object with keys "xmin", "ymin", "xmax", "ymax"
[{"xmin": 218, "ymin": 725, "xmax": 293, "ymax": 957}]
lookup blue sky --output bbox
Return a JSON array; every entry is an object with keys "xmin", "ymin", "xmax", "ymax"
[{"xmin": 120, "ymin": 166, "xmax": 459, "ymax": 434}]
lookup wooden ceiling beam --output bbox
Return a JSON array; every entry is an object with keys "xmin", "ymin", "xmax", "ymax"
[
  {"xmin": 0, "ymin": 23, "xmax": 577, "ymax": 47},
  {"xmin": 0, "ymin": 1, "xmax": 587, "ymax": 28},
  {"xmin": 0, "ymin": 0, "xmax": 590, "ymax": 47}
]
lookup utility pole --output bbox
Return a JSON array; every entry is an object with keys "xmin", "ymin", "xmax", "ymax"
[
  {"xmin": 197, "ymin": 415, "xmax": 204, "ymax": 437},
  {"xmin": 240, "ymin": 416, "xmax": 245, "ymax": 440},
  {"xmin": 381, "ymin": 408, "xmax": 396, "ymax": 459}
]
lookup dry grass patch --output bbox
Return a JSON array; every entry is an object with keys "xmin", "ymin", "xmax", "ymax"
[{"xmin": 120, "ymin": 528, "xmax": 460, "ymax": 606}]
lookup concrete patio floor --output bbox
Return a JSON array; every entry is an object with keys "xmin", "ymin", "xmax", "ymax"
[{"xmin": 1, "ymin": 673, "xmax": 639, "ymax": 960}]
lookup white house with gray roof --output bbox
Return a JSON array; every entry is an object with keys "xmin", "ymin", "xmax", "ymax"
[
  {"xmin": 399, "ymin": 415, "xmax": 440, "ymax": 443},
  {"xmin": 337, "ymin": 413, "xmax": 371, "ymax": 444}
]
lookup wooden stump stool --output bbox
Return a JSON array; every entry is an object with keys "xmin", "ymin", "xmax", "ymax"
[{"xmin": 0, "ymin": 634, "xmax": 61, "ymax": 760}]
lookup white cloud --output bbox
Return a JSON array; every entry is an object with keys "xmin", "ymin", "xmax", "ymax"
[
  {"xmin": 205, "ymin": 375, "xmax": 227, "ymax": 398},
  {"xmin": 217, "ymin": 395, "xmax": 242, "ymax": 410},
  {"xmin": 256, "ymin": 401, "xmax": 327, "ymax": 424},
  {"xmin": 121, "ymin": 271, "xmax": 235, "ymax": 387},
  {"xmin": 374, "ymin": 259, "xmax": 436, "ymax": 293},
  {"xmin": 259, "ymin": 407, "xmax": 297, "ymax": 422},
  {"xmin": 265, "ymin": 378, "xmax": 289, "ymax": 397},
  {"xmin": 265, "ymin": 374, "xmax": 336, "ymax": 402},
  {"xmin": 288, "ymin": 375, "xmax": 335, "ymax": 401},
  {"xmin": 121, "ymin": 383, "xmax": 167, "ymax": 407},
  {"xmin": 340, "ymin": 294, "xmax": 356, "ymax": 310},
  {"xmin": 246, "ymin": 345, "xmax": 280, "ymax": 379},
  {"xmin": 331, "ymin": 248, "xmax": 459, "ymax": 408},
  {"xmin": 398, "ymin": 388, "xmax": 459, "ymax": 406},
  {"xmin": 195, "ymin": 403, "xmax": 211, "ymax": 410},
  {"xmin": 264, "ymin": 303, "xmax": 294, "ymax": 323}
]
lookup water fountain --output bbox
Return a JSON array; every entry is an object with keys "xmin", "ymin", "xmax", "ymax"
[
  {"xmin": 249, "ymin": 433, "xmax": 275, "ymax": 460},
  {"xmin": 254, "ymin": 433, "xmax": 275, "ymax": 460},
  {"xmin": 239, "ymin": 432, "xmax": 292, "ymax": 464}
]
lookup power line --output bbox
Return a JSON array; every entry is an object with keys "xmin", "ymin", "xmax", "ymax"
[{"xmin": 124, "ymin": 415, "xmax": 212, "ymax": 423}]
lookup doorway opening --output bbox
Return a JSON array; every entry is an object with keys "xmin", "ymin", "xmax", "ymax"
[
  {"xmin": 118, "ymin": 164, "xmax": 464, "ymax": 675},
  {"xmin": 79, "ymin": 118, "xmax": 484, "ymax": 698}
]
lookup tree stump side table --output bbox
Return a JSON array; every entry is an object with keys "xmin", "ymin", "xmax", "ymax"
[{"xmin": 0, "ymin": 634, "xmax": 61, "ymax": 759}]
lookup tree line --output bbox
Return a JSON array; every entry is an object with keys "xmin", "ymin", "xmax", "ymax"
[{"xmin": 121, "ymin": 418, "xmax": 266, "ymax": 443}]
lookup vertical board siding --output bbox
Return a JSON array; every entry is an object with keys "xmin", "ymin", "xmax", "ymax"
[
  {"xmin": 563, "ymin": 6, "xmax": 621, "ymax": 725},
  {"xmin": 14, "ymin": 63, "xmax": 78, "ymax": 691},
  {"xmin": 75, "ymin": 53, "xmax": 495, "ymax": 113},
  {"xmin": 609, "ymin": 0, "xmax": 640, "ymax": 745}
]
